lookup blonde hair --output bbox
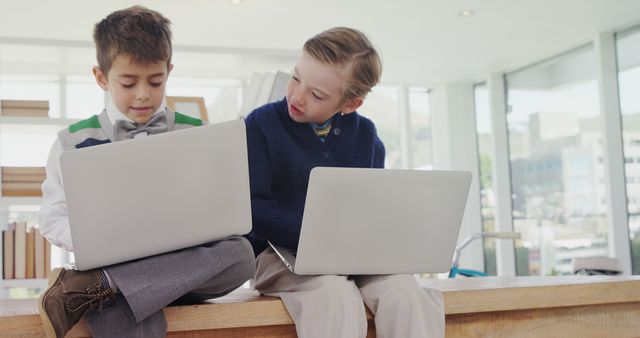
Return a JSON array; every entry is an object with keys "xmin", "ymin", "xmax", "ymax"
[{"xmin": 303, "ymin": 27, "xmax": 382, "ymax": 101}]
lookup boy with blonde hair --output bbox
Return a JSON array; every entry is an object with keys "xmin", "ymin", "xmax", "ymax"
[
  {"xmin": 245, "ymin": 27, "xmax": 444, "ymax": 338},
  {"xmin": 38, "ymin": 6, "xmax": 255, "ymax": 338}
]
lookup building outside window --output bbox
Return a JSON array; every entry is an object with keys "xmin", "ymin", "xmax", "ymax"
[
  {"xmin": 616, "ymin": 25, "xmax": 640, "ymax": 274},
  {"xmin": 505, "ymin": 45, "xmax": 608, "ymax": 276},
  {"xmin": 474, "ymin": 83, "xmax": 497, "ymax": 275}
]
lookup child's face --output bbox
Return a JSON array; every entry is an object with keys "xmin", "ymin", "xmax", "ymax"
[
  {"xmin": 93, "ymin": 55, "xmax": 172, "ymax": 124},
  {"xmin": 287, "ymin": 52, "xmax": 362, "ymax": 124}
]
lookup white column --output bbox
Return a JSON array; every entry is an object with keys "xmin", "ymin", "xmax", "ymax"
[
  {"xmin": 431, "ymin": 83, "xmax": 484, "ymax": 272},
  {"xmin": 0, "ymin": 42, "xmax": 3, "ymax": 115},
  {"xmin": 398, "ymin": 86, "xmax": 413, "ymax": 169},
  {"xmin": 595, "ymin": 32, "xmax": 632, "ymax": 275},
  {"xmin": 0, "ymin": 43, "xmax": 3, "ymax": 213},
  {"xmin": 0, "ymin": 44, "xmax": 7, "ymax": 291},
  {"xmin": 487, "ymin": 73, "xmax": 517, "ymax": 276}
]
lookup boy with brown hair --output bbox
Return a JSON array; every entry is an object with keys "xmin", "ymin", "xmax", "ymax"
[
  {"xmin": 245, "ymin": 27, "xmax": 444, "ymax": 338},
  {"xmin": 38, "ymin": 6, "xmax": 255, "ymax": 338}
]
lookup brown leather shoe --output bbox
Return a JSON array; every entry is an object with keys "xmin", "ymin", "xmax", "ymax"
[{"xmin": 38, "ymin": 267, "xmax": 115, "ymax": 338}]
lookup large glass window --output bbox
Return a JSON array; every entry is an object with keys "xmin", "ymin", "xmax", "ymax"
[
  {"xmin": 617, "ymin": 26, "xmax": 640, "ymax": 274},
  {"xmin": 505, "ymin": 45, "xmax": 608, "ymax": 276},
  {"xmin": 474, "ymin": 83, "xmax": 497, "ymax": 275},
  {"xmin": 360, "ymin": 86, "xmax": 401, "ymax": 168},
  {"xmin": 360, "ymin": 86, "xmax": 432, "ymax": 170}
]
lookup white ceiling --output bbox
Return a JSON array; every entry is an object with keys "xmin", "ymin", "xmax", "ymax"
[{"xmin": 1, "ymin": 0, "xmax": 640, "ymax": 85}]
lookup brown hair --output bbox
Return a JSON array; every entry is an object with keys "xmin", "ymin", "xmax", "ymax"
[
  {"xmin": 303, "ymin": 27, "xmax": 382, "ymax": 101},
  {"xmin": 93, "ymin": 6, "xmax": 172, "ymax": 75}
]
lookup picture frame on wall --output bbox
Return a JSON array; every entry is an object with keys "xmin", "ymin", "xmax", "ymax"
[{"xmin": 166, "ymin": 96, "xmax": 209, "ymax": 122}]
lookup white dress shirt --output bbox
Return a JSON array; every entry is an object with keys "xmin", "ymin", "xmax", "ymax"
[{"xmin": 38, "ymin": 98, "xmax": 166, "ymax": 252}]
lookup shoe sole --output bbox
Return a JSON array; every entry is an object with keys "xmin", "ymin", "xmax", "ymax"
[{"xmin": 38, "ymin": 267, "xmax": 64, "ymax": 338}]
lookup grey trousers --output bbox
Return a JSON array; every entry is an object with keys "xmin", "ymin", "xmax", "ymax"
[
  {"xmin": 84, "ymin": 235, "xmax": 255, "ymax": 338},
  {"xmin": 254, "ymin": 248, "xmax": 445, "ymax": 338}
]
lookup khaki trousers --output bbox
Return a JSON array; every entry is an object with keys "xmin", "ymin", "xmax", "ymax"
[{"xmin": 254, "ymin": 248, "xmax": 445, "ymax": 338}]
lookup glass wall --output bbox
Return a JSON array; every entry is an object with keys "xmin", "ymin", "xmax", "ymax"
[
  {"xmin": 474, "ymin": 83, "xmax": 497, "ymax": 275},
  {"xmin": 360, "ymin": 86, "xmax": 402, "ymax": 168},
  {"xmin": 617, "ymin": 26, "xmax": 640, "ymax": 274},
  {"xmin": 359, "ymin": 86, "xmax": 433, "ymax": 169},
  {"xmin": 505, "ymin": 45, "xmax": 608, "ymax": 276}
]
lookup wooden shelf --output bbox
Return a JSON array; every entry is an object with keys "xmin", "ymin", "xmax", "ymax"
[
  {"xmin": 1, "ymin": 191, "xmax": 42, "ymax": 197},
  {"xmin": 0, "ymin": 100, "xmax": 67, "ymax": 300}
]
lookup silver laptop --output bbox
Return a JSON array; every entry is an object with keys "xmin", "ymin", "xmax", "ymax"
[
  {"xmin": 60, "ymin": 119, "xmax": 251, "ymax": 270},
  {"xmin": 269, "ymin": 167, "xmax": 472, "ymax": 275}
]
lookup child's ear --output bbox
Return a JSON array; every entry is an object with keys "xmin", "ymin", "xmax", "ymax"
[
  {"xmin": 339, "ymin": 97, "xmax": 364, "ymax": 115},
  {"xmin": 92, "ymin": 66, "xmax": 108, "ymax": 91}
]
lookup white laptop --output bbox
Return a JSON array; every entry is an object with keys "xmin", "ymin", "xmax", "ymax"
[
  {"xmin": 269, "ymin": 167, "xmax": 472, "ymax": 275},
  {"xmin": 60, "ymin": 119, "xmax": 251, "ymax": 270}
]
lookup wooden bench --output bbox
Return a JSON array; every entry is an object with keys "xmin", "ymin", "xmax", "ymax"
[
  {"xmin": 4, "ymin": 290, "xmax": 364, "ymax": 338},
  {"xmin": 2, "ymin": 276, "xmax": 640, "ymax": 337}
]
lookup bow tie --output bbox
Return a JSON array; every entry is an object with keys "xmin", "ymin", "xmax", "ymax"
[{"xmin": 114, "ymin": 113, "xmax": 168, "ymax": 141}]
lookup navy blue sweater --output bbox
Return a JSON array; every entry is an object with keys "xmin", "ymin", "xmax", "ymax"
[{"xmin": 245, "ymin": 98, "xmax": 385, "ymax": 256}]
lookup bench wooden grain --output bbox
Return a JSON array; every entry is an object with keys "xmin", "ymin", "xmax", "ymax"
[{"xmin": 2, "ymin": 276, "xmax": 639, "ymax": 337}]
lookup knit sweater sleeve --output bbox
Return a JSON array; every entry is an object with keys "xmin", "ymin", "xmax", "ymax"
[{"xmin": 245, "ymin": 114, "xmax": 303, "ymax": 249}]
